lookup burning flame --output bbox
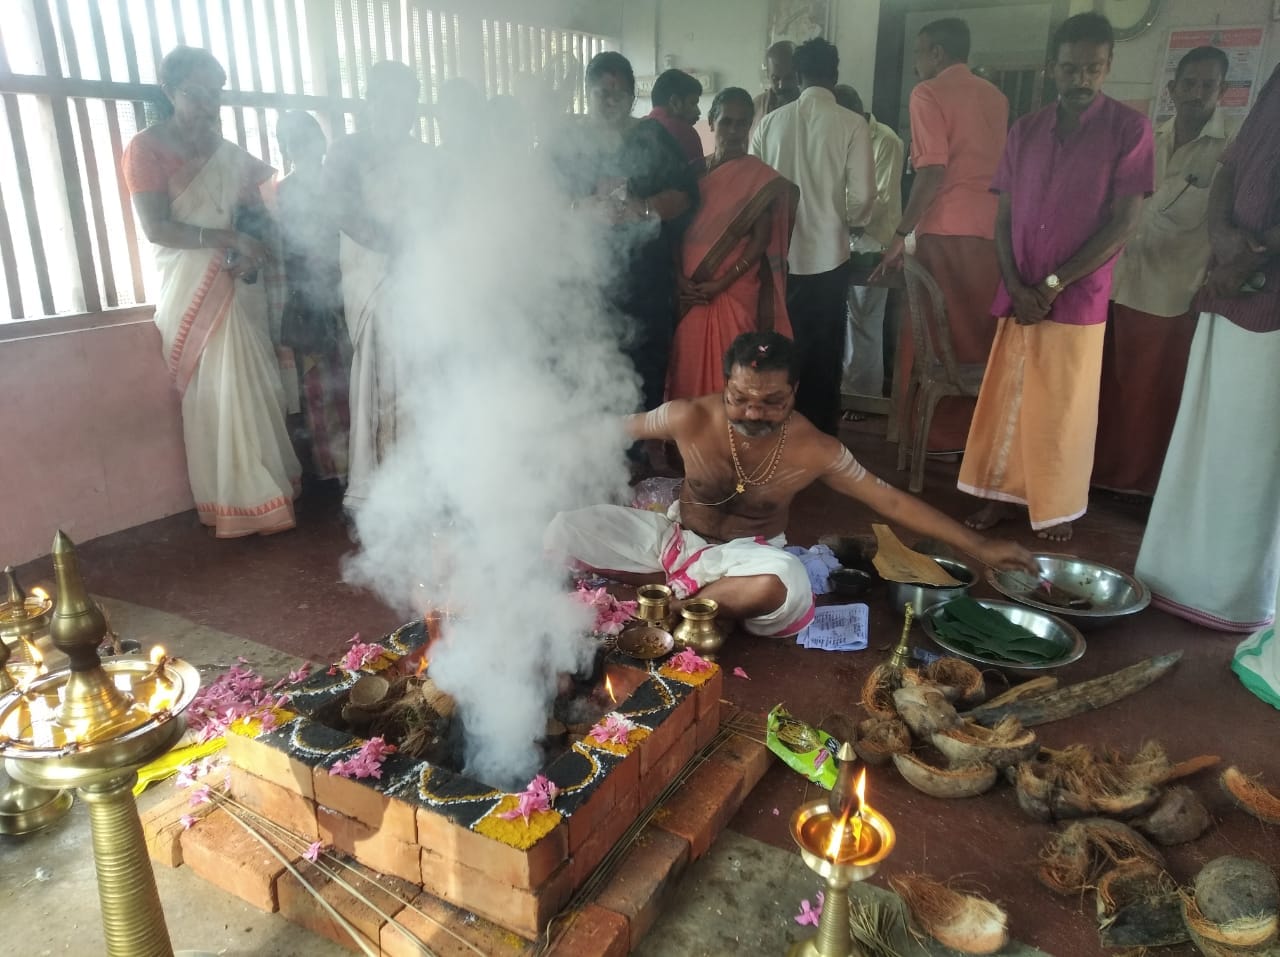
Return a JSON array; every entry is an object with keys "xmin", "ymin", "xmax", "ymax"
[
  {"xmin": 149, "ymin": 645, "xmax": 167, "ymax": 665},
  {"xmin": 30, "ymin": 586, "xmax": 49, "ymax": 603},
  {"xmin": 604, "ymin": 674, "xmax": 616, "ymax": 703},
  {"xmin": 146, "ymin": 678, "xmax": 175, "ymax": 714},
  {"xmin": 824, "ymin": 769, "xmax": 869, "ymax": 862},
  {"xmin": 415, "ymin": 656, "xmax": 429, "ymax": 677}
]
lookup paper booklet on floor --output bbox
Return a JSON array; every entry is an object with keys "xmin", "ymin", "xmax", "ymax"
[{"xmin": 797, "ymin": 603, "xmax": 869, "ymax": 651}]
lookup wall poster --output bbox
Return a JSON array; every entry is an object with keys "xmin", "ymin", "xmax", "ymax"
[{"xmin": 768, "ymin": 0, "xmax": 833, "ymax": 46}]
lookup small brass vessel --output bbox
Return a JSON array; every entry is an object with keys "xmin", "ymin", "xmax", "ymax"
[
  {"xmin": 672, "ymin": 598, "xmax": 726, "ymax": 657},
  {"xmin": 634, "ymin": 583, "xmax": 677, "ymax": 630}
]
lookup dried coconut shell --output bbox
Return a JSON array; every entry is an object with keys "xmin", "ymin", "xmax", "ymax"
[
  {"xmin": 854, "ymin": 716, "xmax": 911, "ymax": 766},
  {"xmin": 1095, "ymin": 860, "xmax": 1188, "ymax": 948},
  {"xmin": 893, "ymin": 752, "xmax": 998, "ymax": 799},
  {"xmin": 923, "ymin": 657, "xmax": 987, "ymax": 707},
  {"xmin": 890, "ymin": 873, "xmax": 1008, "ymax": 954},
  {"xmin": 1038, "ymin": 819, "xmax": 1165, "ymax": 896},
  {"xmin": 1221, "ymin": 766, "xmax": 1280, "ymax": 826},
  {"xmin": 1134, "ymin": 785, "xmax": 1212, "ymax": 845},
  {"xmin": 1013, "ymin": 742, "xmax": 1178, "ymax": 822},
  {"xmin": 932, "ymin": 716, "xmax": 1038, "ymax": 769},
  {"xmin": 861, "ymin": 663, "xmax": 902, "ymax": 719},
  {"xmin": 892, "ymin": 684, "xmax": 962, "ymax": 738},
  {"xmin": 1191, "ymin": 857, "xmax": 1279, "ymax": 943}
]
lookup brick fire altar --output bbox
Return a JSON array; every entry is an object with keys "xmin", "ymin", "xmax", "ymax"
[{"xmin": 154, "ymin": 620, "xmax": 772, "ymax": 955}]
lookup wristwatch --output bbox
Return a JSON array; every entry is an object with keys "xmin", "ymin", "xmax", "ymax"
[{"xmin": 1044, "ymin": 273, "xmax": 1062, "ymax": 291}]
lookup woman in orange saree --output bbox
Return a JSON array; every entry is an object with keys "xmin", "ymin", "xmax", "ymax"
[{"xmin": 667, "ymin": 87, "xmax": 798, "ymax": 400}]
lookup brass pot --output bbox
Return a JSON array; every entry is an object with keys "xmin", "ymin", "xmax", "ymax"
[
  {"xmin": 672, "ymin": 598, "xmax": 726, "ymax": 657},
  {"xmin": 635, "ymin": 583, "xmax": 677, "ymax": 631}
]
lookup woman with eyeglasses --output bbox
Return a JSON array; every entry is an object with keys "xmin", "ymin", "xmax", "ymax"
[
  {"xmin": 548, "ymin": 51, "xmax": 700, "ymax": 477},
  {"xmin": 123, "ymin": 46, "xmax": 301, "ymax": 537}
]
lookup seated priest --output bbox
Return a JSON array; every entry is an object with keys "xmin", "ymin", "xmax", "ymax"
[{"xmin": 545, "ymin": 332, "xmax": 1038, "ymax": 637}]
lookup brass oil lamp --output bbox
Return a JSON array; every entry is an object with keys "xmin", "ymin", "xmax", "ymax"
[
  {"xmin": 788, "ymin": 743, "xmax": 896, "ymax": 957},
  {"xmin": 0, "ymin": 532, "xmax": 202, "ymax": 957},
  {"xmin": 0, "ymin": 565, "xmax": 73, "ymax": 834}
]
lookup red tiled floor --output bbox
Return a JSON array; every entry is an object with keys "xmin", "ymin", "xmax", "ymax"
[{"xmin": 19, "ymin": 424, "xmax": 1277, "ymax": 956}]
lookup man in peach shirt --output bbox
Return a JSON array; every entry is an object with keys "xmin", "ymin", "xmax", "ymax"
[{"xmin": 874, "ymin": 18, "xmax": 1008, "ymax": 454}]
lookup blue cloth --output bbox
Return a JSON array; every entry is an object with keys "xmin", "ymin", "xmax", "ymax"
[{"xmin": 784, "ymin": 544, "xmax": 841, "ymax": 594}]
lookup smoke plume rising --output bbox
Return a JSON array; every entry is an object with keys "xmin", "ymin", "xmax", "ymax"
[{"xmin": 342, "ymin": 111, "xmax": 642, "ymax": 788}]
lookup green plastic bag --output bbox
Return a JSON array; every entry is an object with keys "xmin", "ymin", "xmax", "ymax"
[
  {"xmin": 766, "ymin": 704, "xmax": 839, "ymax": 790},
  {"xmin": 1233, "ymin": 623, "xmax": 1280, "ymax": 711}
]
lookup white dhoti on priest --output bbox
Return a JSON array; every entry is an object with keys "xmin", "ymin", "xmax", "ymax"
[{"xmin": 545, "ymin": 503, "xmax": 815, "ymax": 637}]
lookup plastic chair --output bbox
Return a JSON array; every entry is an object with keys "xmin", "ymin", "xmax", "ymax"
[{"xmin": 895, "ymin": 255, "xmax": 986, "ymax": 493}]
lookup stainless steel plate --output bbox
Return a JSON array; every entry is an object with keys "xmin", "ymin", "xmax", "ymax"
[
  {"xmin": 986, "ymin": 553, "xmax": 1151, "ymax": 625},
  {"xmin": 920, "ymin": 598, "xmax": 1086, "ymax": 673},
  {"xmin": 615, "ymin": 624, "xmax": 675, "ymax": 660}
]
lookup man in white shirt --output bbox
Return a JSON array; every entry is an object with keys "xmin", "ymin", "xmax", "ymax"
[
  {"xmin": 834, "ymin": 85, "xmax": 904, "ymax": 398},
  {"xmin": 1094, "ymin": 45, "xmax": 1234, "ymax": 495},
  {"xmin": 751, "ymin": 38, "xmax": 876, "ymax": 435}
]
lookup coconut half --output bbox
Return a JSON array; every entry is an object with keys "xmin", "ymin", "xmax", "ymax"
[
  {"xmin": 1038, "ymin": 819, "xmax": 1165, "ymax": 896},
  {"xmin": 893, "ymin": 752, "xmax": 997, "ymax": 799},
  {"xmin": 921, "ymin": 658, "xmax": 987, "ymax": 707},
  {"xmin": 1096, "ymin": 860, "xmax": 1188, "ymax": 948},
  {"xmin": 890, "ymin": 873, "xmax": 1009, "ymax": 955},
  {"xmin": 1134, "ymin": 785, "xmax": 1212, "ymax": 845},
  {"xmin": 1221, "ymin": 766, "xmax": 1280, "ymax": 826},
  {"xmin": 854, "ymin": 716, "xmax": 912, "ymax": 766},
  {"xmin": 933, "ymin": 716, "xmax": 1039, "ymax": 769},
  {"xmin": 861, "ymin": 663, "xmax": 902, "ymax": 719},
  {"xmin": 892, "ymin": 683, "xmax": 962, "ymax": 738},
  {"xmin": 1187, "ymin": 856, "xmax": 1280, "ymax": 949}
]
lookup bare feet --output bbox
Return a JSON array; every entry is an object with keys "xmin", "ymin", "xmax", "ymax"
[
  {"xmin": 1036, "ymin": 522, "xmax": 1073, "ymax": 542},
  {"xmin": 965, "ymin": 502, "xmax": 1017, "ymax": 531}
]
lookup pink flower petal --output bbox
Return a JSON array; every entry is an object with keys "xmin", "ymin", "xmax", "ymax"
[
  {"xmin": 303, "ymin": 841, "xmax": 324, "ymax": 862},
  {"xmin": 732, "ymin": 667, "xmax": 751, "ymax": 680},
  {"xmin": 179, "ymin": 814, "xmax": 198, "ymax": 830},
  {"xmin": 771, "ymin": 807, "xmax": 780, "ymax": 816}
]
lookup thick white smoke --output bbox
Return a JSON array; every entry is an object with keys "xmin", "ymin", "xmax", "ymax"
[{"xmin": 342, "ymin": 117, "xmax": 642, "ymax": 788}]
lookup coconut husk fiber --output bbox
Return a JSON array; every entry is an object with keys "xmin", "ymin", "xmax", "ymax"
[
  {"xmin": 1221, "ymin": 766, "xmax": 1280, "ymax": 826},
  {"xmin": 933, "ymin": 716, "xmax": 1038, "ymax": 770},
  {"xmin": 1014, "ymin": 741, "xmax": 1195, "ymax": 822},
  {"xmin": 922, "ymin": 657, "xmax": 987, "ymax": 706},
  {"xmin": 1095, "ymin": 860, "xmax": 1189, "ymax": 948},
  {"xmin": 854, "ymin": 716, "xmax": 911, "ymax": 766},
  {"xmin": 890, "ymin": 873, "xmax": 1009, "ymax": 955},
  {"xmin": 1038, "ymin": 819, "xmax": 1165, "ymax": 896},
  {"xmin": 861, "ymin": 663, "xmax": 903, "ymax": 719}
]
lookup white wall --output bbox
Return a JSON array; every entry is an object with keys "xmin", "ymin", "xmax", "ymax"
[
  {"xmin": 621, "ymin": 0, "xmax": 882, "ymax": 151},
  {"xmin": 1097, "ymin": 0, "xmax": 1279, "ymax": 111}
]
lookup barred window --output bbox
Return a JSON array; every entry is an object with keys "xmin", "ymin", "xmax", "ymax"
[{"xmin": 0, "ymin": 1, "xmax": 615, "ymax": 323}]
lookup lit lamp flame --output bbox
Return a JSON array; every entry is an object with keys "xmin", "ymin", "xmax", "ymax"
[
  {"xmin": 30, "ymin": 586, "xmax": 49, "ymax": 603},
  {"xmin": 604, "ymin": 674, "xmax": 616, "ymax": 703},
  {"xmin": 824, "ymin": 769, "xmax": 869, "ymax": 862},
  {"xmin": 149, "ymin": 645, "xmax": 167, "ymax": 665},
  {"xmin": 415, "ymin": 655, "xmax": 429, "ymax": 677},
  {"xmin": 146, "ymin": 679, "xmax": 175, "ymax": 715}
]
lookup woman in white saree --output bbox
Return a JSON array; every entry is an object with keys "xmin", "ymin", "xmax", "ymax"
[{"xmin": 124, "ymin": 47, "xmax": 300, "ymax": 537}]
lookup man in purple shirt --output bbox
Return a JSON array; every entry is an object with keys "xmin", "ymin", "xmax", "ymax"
[
  {"xmin": 647, "ymin": 69, "xmax": 707, "ymax": 174},
  {"xmin": 959, "ymin": 12, "xmax": 1154, "ymax": 542}
]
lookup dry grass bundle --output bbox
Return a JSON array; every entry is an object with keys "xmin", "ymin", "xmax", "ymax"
[
  {"xmin": 861, "ymin": 663, "xmax": 902, "ymax": 719},
  {"xmin": 854, "ymin": 716, "xmax": 911, "ymax": 766},
  {"xmin": 932, "ymin": 716, "xmax": 1038, "ymax": 770},
  {"xmin": 890, "ymin": 874, "xmax": 1008, "ymax": 954},
  {"xmin": 1220, "ymin": 766, "xmax": 1280, "ymax": 825},
  {"xmin": 893, "ymin": 753, "xmax": 998, "ymax": 799},
  {"xmin": 1134, "ymin": 785, "xmax": 1212, "ymax": 845},
  {"xmin": 892, "ymin": 684, "xmax": 962, "ymax": 738},
  {"xmin": 923, "ymin": 658, "xmax": 987, "ymax": 706},
  {"xmin": 1038, "ymin": 819, "xmax": 1165, "ymax": 896},
  {"xmin": 848, "ymin": 898, "xmax": 913, "ymax": 957}
]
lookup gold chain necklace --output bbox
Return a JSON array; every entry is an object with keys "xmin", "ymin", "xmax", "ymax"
[
  {"xmin": 682, "ymin": 417, "xmax": 791, "ymax": 508},
  {"xmin": 727, "ymin": 417, "xmax": 789, "ymax": 494}
]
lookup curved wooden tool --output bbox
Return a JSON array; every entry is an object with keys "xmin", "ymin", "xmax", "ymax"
[{"xmin": 962, "ymin": 652, "xmax": 1182, "ymax": 728}]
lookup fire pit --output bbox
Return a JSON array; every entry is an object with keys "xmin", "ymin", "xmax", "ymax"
[{"xmin": 223, "ymin": 620, "xmax": 723, "ymax": 939}]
